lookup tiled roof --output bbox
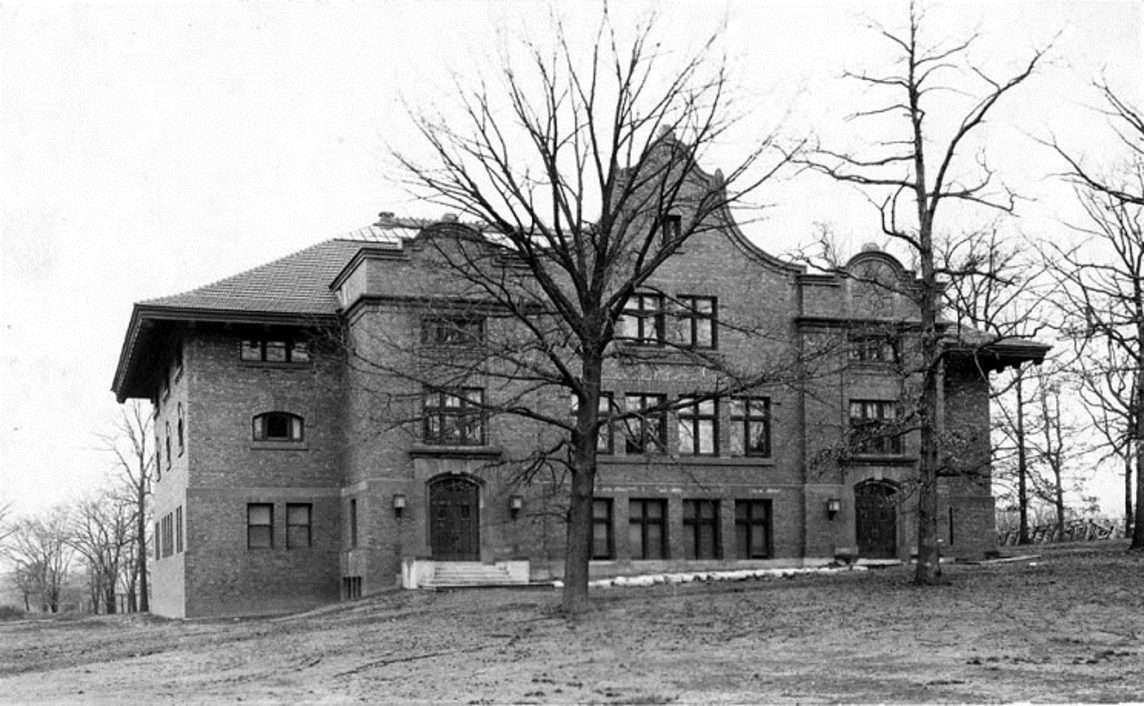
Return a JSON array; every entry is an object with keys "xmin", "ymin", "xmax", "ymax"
[{"xmin": 140, "ymin": 225, "xmax": 415, "ymax": 316}]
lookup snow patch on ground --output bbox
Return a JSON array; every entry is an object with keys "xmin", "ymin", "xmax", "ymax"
[{"xmin": 551, "ymin": 564, "xmax": 868, "ymax": 590}]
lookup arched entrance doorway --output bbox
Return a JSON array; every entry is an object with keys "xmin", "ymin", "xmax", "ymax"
[
  {"xmin": 429, "ymin": 476, "xmax": 480, "ymax": 561},
  {"xmin": 855, "ymin": 480, "xmax": 898, "ymax": 559}
]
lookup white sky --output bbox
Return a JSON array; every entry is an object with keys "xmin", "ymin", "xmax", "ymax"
[{"xmin": 1, "ymin": 0, "xmax": 1141, "ymax": 518}]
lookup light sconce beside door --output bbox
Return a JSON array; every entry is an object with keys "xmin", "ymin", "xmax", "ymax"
[
  {"xmin": 393, "ymin": 493, "xmax": 407, "ymax": 518},
  {"xmin": 826, "ymin": 498, "xmax": 842, "ymax": 519},
  {"xmin": 510, "ymin": 495, "xmax": 524, "ymax": 519}
]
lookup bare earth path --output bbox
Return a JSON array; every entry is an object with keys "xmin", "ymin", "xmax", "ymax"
[{"xmin": 1, "ymin": 543, "xmax": 1142, "ymax": 704}]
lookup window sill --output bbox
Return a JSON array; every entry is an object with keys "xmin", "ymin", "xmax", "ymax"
[
  {"xmin": 410, "ymin": 444, "xmax": 503, "ymax": 459},
  {"xmin": 238, "ymin": 360, "xmax": 312, "ymax": 369},
  {"xmin": 616, "ymin": 346, "xmax": 724, "ymax": 367},
  {"xmin": 250, "ymin": 441, "xmax": 310, "ymax": 451},
  {"xmin": 601, "ymin": 455, "xmax": 776, "ymax": 467},
  {"xmin": 841, "ymin": 455, "xmax": 915, "ymax": 466}
]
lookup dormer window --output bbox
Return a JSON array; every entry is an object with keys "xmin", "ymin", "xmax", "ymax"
[{"xmin": 253, "ymin": 412, "xmax": 304, "ymax": 442}]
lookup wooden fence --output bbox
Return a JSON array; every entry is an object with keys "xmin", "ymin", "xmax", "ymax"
[{"xmin": 997, "ymin": 518, "xmax": 1127, "ymax": 546}]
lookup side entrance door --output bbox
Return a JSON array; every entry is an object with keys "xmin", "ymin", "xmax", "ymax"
[
  {"xmin": 429, "ymin": 477, "xmax": 480, "ymax": 561},
  {"xmin": 855, "ymin": 481, "xmax": 898, "ymax": 559}
]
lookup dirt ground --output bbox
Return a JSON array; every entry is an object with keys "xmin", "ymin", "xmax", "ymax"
[{"xmin": 1, "ymin": 542, "xmax": 1142, "ymax": 704}]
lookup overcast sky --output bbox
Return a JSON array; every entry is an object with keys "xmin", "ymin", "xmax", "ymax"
[{"xmin": 2, "ymin": 0, "xmax": 1141, "ymax": 518}]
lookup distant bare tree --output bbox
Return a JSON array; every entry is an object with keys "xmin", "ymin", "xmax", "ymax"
[
  {"xmin": 98, "ymin": 400, "xmax": 153, "ymax": 611},
  {"xmin": 4, "ymin": 507, "xmax": 74, "ymax": 612},
  {"xmin": 68, "ymin": 490, "xmax": 134, "ymax": 614},
  {"xmin": 795, "ymin": 0, "xmax": 1048, "ymax": 582},
  {"xmin": 1045, "ymin": 158, "xmax": 1144, "ymax": 549}
]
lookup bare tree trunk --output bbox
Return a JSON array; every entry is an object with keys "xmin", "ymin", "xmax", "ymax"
[
  {"xmin": 563, "ymin": 354, "xmax": 604, "ymax": 614},
  {"xmin": 1015, "ymin": 373, "xmax": 1030, "ymax": 544},
  {"xmin": 1125, "ymin": 452, "xmax": 1134, "ymax": 538},
  {"xmin": 136, "ymin": 478, "xmax": 149, "ymax": 612}
]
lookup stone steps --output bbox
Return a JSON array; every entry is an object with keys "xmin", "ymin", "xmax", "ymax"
[{"xmin": 420, "ymin": 561, "xmax": 530, "ymax": 589}]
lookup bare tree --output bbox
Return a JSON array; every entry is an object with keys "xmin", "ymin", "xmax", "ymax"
[
  {"xmin": 97, "ymin": 400, "xmax": 153, "ymax": 611},
  {"xmin": 382, "ymin": 11, "xmax": 795, "ymax": 613},
  {"xmin": 795, "ymin": 0, "xmax": 1048, "ymax": 582},
  {"xmin": 4, "ymin": 507, "xmax": 74, "ymax": 612},
  {"xmin": 1045, "ymin": 129, "xmax": 1144, "ymax": 548},
  {"xmin": 68, "ymin": 490, "xmax": 134, "ymax": 614}
]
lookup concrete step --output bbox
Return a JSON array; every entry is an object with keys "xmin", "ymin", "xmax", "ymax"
[{"xmin": 421, "ymin": 562, "xmax": 528, "ymax": 589}]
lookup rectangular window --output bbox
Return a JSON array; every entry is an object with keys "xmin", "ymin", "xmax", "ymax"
[
  {"xmin": 240, "ymin": 337, "xmax": 310, "ymax": 363},
  {"xmin": 154, "ymin": 521, "xmax": 161, "ymax": 560},
  {"xmin": 423, "ymin": 388, "xmax": 486, "ymax": 445},
  {"xmin": 592, "ymin": 498, "xmax": 614, "ymax": 560},
  {"xmin": 849, "ymin": 400, "xmax": 903, "ymax": 455},
  {"xmin": 628, "ymin": 499, "xmax": 667, "ymax": 560},
  {"xmin": 349, "ymin": 498, "xmax": 358, "ymax": 548},
  {"xmin": 175, "ymin": 506, "xmax": 183, "ymax": 554},
  {"xmin": 247, "ymin": 503, "xmax": 274, "ymax": 549},
  {"xmin": 571, "ymin": 393, "xmax": 615, "ymax": 454},
  {"xmin": 421, "ymin": 315, "xmax": 485, "ymax": 346},
  {"xmin": 850, "ymin": 335, "xmax": 897, "ymax": 363},
  {"xmin": 683, "ymin": 499, "xmax": 721, "ymax": 560},
  {"xmin": 623, "ymin": 394, "xmax": 667, "ymax": 455},
  {"xmin": 619, "ymin": 293, "xmax": 666, "ymax": 345},
  {"xmin": 678, "ymin": 397, "xmax": 718, "ymax": 456},
  {"xmin": 286, "ymin": 503, "xmax": 312, "ymax": 549},
  {"xmin": 661, "ymin": 213, "xmax": 682, "ymax": 244},
  {"xmin": 730, "ymin": 397, "xmax": 771, "ymax": 457},
  {"xmin": 343, "ymin": 576, "xmax": 363, "ymax": 600},
  {"xmin": 678, "ymin": 296, "xmax": 717, "ymax": 349},
  {"xmin": 735, "ymin": 499, "xmax": 772, "ymax": 559},
  {"xmin": 161, "ymin": 514, "xmax": 173, "ymax": 558}
]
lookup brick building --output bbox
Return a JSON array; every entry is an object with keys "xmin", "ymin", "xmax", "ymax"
[{"xmin": 112, "ymin": 166, "xmax": 1046, "ymax": 619}]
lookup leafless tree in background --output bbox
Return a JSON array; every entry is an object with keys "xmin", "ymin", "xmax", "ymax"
[
  {"xmin": 98, "ymin": 400, "xmax": 153, "ymax": 611},
  {"xmin": 4, "ymin": 506, "xmax": 73, "ymax": 612},
  {"xmin": 795, "ymin": 0, "xmax": 1048, "ymax": 582}
]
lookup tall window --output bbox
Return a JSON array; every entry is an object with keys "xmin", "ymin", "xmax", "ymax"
[
  {"xmin": 684, "ymin": 499, "xmax": 720, "ymax": 560},
  {"xmin": 592, "ymin": 498, "xmax": 615, "ymax": 560},
  {"xmin": 678, "ymin": 296, "xmax": 717, "ymax": 349},
  {"xmin": 177, "ymin": 403, "xmax": 185, "ymax": 455},
  {"xmin": 421, "ymin": 315, "xmax": 485, "ymax": 346},
  {"xmin": 240, "ymin": 337, "xmax": 310, "ymax": 363},
  {"xmin": 571, "ymin": 392, "xmax": 615, "ymax": 453},
  {"xmin": 423, "ymin": 388, "xmax": 486, "ymax": 445},
  {"xmin": 661, "ymin": 213, "xmax": 682, "ymax": 244},
  {"xmin": 154, "ymin": 521, "xmax": 161, "ymax": 560},
  {"xmin": 349, "ymin": 498, "xmax": 358, "ymax": 548},
  {"xmin": 175, "ymin": 506, "xmax": 183, "ymax": 553},
  {"xmin": 849, "ymin": 400, "xmax": 903, "ymax": 455},
  {"xmin": 735, "ymin": 499, "xmax": 772, "ymax": 559},
  {"xmin": 623, "ymin": 394, "xmax": 667, "ymax": 455},
  {"xmin": 629, "ymin": 499, "xmax": 667, "ymax": 560},
  {"xmin": 619, "ymin": 294, "xmax": 665, "ymax": 345},
  {"xmin": 730, "ymin": 397, "xmax": 771, "ymax": 457},
  {"xmin": 678, "ymin": 397, "xmax": 718, "ymax": 455},
  {"xmin": 286, "ymin": 504, "xmax": 312, "ymax": 548},
  {"xmin": 165, "ymin": 423, "xmax": 171, "ymax": 470},
  {"xmin": 252, "ymin": 412, "xmax": 304, "ymax": 442},
  {"xmin": 155, "ymin": 436, "xmax": 162, "ymax": 482},
  {"xmin": 850, "ymin": 335, "xmax": 897, "ymax": 363},
  {"xmin": 247, "ymin": 504, "xmax": 274, "ymax": 549}
]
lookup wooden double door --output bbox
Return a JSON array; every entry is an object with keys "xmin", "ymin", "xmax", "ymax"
[
  {"xmin": 855, "ymin": 481, "xmax": 898, "ymax": 559},
  {"xmin": 429, "ymin": 477, "xmax": 480, "ymax": 561}
]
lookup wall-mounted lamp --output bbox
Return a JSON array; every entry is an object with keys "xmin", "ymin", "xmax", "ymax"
[
  {"xmin": 826, "ymin": 498, "xmax": 842, "ymax": 519},
  {"xmin": 393, "ymin": 493, "xmax": 407, "ymax": 518},
  {"xmin": 510, "ymin": 495, "xmax": 524, "ymax": 519}
]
